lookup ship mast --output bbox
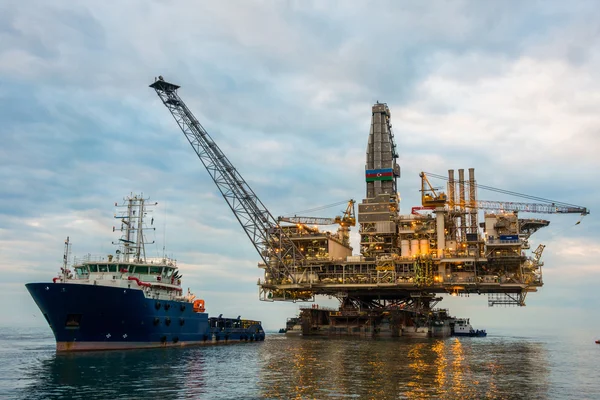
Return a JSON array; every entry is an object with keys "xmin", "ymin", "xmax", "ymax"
[
  {"xmin": 62, "ymin": 236, "xmax": 70, "ymax": 280},
  {"xmin": 113, "ymin": 194, "xmax": 157, "ymax": 263}
]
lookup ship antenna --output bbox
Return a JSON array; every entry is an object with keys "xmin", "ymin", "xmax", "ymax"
[
  {"xmin": 62, "ymin": 236, "xmax": 70, "ymax": 280},
  {"xmin": 163, "ymin": 200, "xmax": 167, "ymax": 260},
  {"xmin": 113, "ymin": 194, "xmax": 157, "ymax": 263}
]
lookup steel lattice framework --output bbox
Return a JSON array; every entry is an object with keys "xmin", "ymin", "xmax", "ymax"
[
  {"xmin": 474, "ymin": 200, "xmax": 588, "ymax": 215},
  {"xmin": 279, "ymin": 216, "xmax": 336, "ymax": 225},
  {"xmin": 150, "ymin": 77, "xmax": 303, "ymax": 282}
]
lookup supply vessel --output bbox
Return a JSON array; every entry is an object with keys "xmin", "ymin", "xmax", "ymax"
[{"xmin": 26, "ymin": 193, "xmax": 265, "ymax": 352}]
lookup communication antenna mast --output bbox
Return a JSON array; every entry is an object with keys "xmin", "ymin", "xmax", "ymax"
[
  {"xmin": 62, "ymin": 236, "xmax": 71, "ymax": 280},
  {"xmin": 112, "ymin": 194, "xmax": 157, "ymax": 263}
]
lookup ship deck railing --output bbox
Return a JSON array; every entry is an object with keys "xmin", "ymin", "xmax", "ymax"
[
  {"xmin": 211, "ymin": 327, "xmax": 260, "ymax": 332},
  {"xmin": 486, "ymin": 239, "xmax": 521, "ymax": 245},
  {"xmin": 72, "ymin": 255, "xmax": 176, "ymax": 266}
]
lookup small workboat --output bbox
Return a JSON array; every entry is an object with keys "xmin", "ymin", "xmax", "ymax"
[{"xmin": 452, "ymin": 318, "xmax": 487, "ymax": 337}]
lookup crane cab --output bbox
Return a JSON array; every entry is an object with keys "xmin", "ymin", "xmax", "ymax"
[
  {"xmin": 422, "ymin": 192, "xmax": 448, "ymax": 207},
  {"xmin": 420, "ymin": 172, "xmax": 448, "ymax": 207}
]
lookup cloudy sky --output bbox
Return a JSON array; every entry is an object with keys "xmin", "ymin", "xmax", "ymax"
[{"xmin": 1, "ymin": 0, "xmax": 599, "ymax": 333}]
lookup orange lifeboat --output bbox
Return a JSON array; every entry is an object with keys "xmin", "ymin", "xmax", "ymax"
[{"xmin": 193, "ymin": 299, "xmax": 205, "ymax": 313}]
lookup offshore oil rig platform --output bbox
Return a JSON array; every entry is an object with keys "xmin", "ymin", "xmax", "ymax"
[{"xmin": 150, "ymin": 76, "xmax": 589, "ymax": 338}]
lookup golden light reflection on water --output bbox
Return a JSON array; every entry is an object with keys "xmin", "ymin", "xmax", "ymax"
[
  {"xmin": 432, "ymin": 339, "xmax": 447, "ymax": 389},
  {"xmin": 257, "ymin": 336, "xmax": 549, "ymax": 400},
  {"xmin": 449, "ymin": 338, "xmax": 475, "ymax": 398},
  {"xmin": 404, "ymin": 342, "xmax": 428, "ymax": 399},
  {"xmin": 486, "ymin": 359, "xmax": 499, "ymax": 399},
  {"xmin": 365, "ymin": 354, "xmax": 387, "ymax": 399}
]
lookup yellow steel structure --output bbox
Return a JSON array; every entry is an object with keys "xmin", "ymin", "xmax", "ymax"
[{"xmin": 152, "ymin": 77, "xmax": 589, "ymax": 309}]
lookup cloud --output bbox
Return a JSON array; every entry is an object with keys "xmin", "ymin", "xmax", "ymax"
[{"xmin": 1, "ymin": 0, "xmax": 598, "ymax": 331}]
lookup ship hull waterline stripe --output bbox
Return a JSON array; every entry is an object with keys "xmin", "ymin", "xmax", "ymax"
[{"xmin": 56, "ymin": 339, "xmax": 258, "ymax": 352}]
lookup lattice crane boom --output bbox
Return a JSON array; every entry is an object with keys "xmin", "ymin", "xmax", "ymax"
[
  {"xmin": 278, "ymin": 199, "xmax": 356, "ymax": 227},
  {"xmin": 422, "ymin": 171, "xmax": 589, "ymax": 216},
  {"xmin": 150, "ymin": 77, "xmax": 303, "ymax": 282},
  {"xmin": 279, "ymin": 216, "xmax": 336, "ymax": 225},
  {"xmin": 475, "ymin": 200, "xmax": 588, "ymax": 215}
]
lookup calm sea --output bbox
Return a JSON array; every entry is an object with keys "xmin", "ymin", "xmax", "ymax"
[{"xmin": 0, "ymin": 327, "xmax": 598, "ymax": 399}]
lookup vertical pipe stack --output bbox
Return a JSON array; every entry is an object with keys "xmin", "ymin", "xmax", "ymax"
[
  {"xmin": 458, "ymin": 169, "xmax": 466, "ymax": 240},
  {"xmin": 448, "ymin": 169, "xmax": 455, "ymax": 211},
  {"xmin": 468, "ymin": 168, "xmax": 477, "ymax": 234},
  {"xmin": 436, "ymin": 212, "xmax": 445, "ymax": 258}
]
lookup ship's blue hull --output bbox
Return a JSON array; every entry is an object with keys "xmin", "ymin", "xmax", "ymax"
[
  {"xmin": 453, "ymin": 331, "xmax": 487, "ymax": 337},
  {"xmin": 26, "ymin": 283, "xmax": 265, "ymax": 351}
]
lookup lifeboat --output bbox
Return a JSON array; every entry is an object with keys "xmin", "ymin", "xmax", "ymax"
[{"xmin": 193, "ymin": 299, "xmax": 205, "ymax": 313}]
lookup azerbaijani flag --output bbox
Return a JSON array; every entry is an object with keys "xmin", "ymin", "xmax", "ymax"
[{"xmin": 366, "ymin": 168, "xmax": 394, "ymax": 182}]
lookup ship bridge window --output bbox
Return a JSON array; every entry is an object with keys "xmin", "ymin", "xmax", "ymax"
[
  {"xmin": 150, "ymin": 266, "xmax": 162, "ymax": 275},
  {"xmin": 89, "ymin": 265, "xmax": 98, "ymax": 273},
  {"xmin": 165, "ymin": 268, "xmax": 175, "ymax": 278},
  {"xmin": 134, "ymin": 266, "xmax": 149, "ymax": 274},
  {"xmin": 99, "ymin": 265, "xmax": 108, "ymax": 273},
  {"xmin": 108, "ymin": 265, "xmax": 117, "ymax": 273},
  {"xmin": 75, "ymin": 267, "xmax": 88, "ymax": 277}
]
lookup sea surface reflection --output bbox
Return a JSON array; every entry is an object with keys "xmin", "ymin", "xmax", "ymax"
[
  {"xmin": 2, "ymin": 327, "xmax": 580, "ymax": 399},
  {"xmin": 257, "ymin": 335, "xmax": 549, "ymax": 399}
]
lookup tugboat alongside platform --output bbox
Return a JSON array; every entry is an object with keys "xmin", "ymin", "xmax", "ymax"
[
  {"xmin": 26, "ymin": 194, "xmax": 265, "ymax": 352},
  {"xmin": 451, "ymin": 318, "xmax": 487, "ymax": 337}
]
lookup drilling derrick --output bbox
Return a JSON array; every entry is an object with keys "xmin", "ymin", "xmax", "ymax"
[
  {"xmin": 359, "ymin": 103, "xmax": 401, "ymax": 257},
  {"xmin": 355, "ymin": 103, "xmax": 441, "ymax": 319}
]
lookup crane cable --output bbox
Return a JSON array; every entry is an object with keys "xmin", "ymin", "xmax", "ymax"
[
  {"xmin": 282, "ymin": 200, "xmax": 350, "ymax": 217},
  {"xmin": 539, "ymin": 214, "xmax": 587, "ymax": 244},
  {"xmin": 423, "ymin": 172, "xmax": 585, "ymax": 209}
]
